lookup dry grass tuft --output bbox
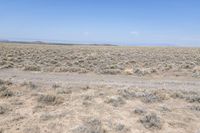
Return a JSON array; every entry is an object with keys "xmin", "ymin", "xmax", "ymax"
[
  {"xmin": 118, "ymin": 88, "xmax": 136, "ymax": 100},
  {"xmin": 0, "ymin": 86, "xmax": 13, "ymax": 98},
  {"xmin": 0, "ymin": 86, "xmax": 7, "ymax": 92},
  {"xmin": 72, "ymin": 118, "xmax": 106, "ymax": 133},
  {"xmin": 52, "ymin": 84, "xmax": 60, "ymax": 89},
  {"xmin": 189, "ymin": 105, "xmax": 200, "ymax": 111},
  {"xmin": 23, "ymin": 126, "xmax": 40, "ymax": 133},
  {"xmin": 118, "ymin": 88, "xmax": 170, "ymax": 103},
  {"xmin": 23, "ymin": 65, "xmax": 41, "ymax": 71},
  {"xmin": 0, "ymin": 79, "xmax": 12, "ymax": 86},
  {"xmin": 21, "ymin": 81, "xmax": 37, "ymax": 89},
  {"xmin": 134, "ymin": 107, "xmax": 147, "ymax": 115},
  {"xmin": 192, "ymin": 66, "xmax": 200, "ymax": 78},
  {"xmin": 0, "ymin": 106, "xmax": 6, "ymax": 114},
  {"xmin": 171, "ymin": 90, "xmax": 200, "ymax": 103},
  {"xmin": 37, "ymin": 94, "xmax": 63, "ymax": 105},
  {"xmin": 109, "ymin": 122, "xmax": 130, "ymax": 132},
  {"xmin": 105, "ymin": 96, "xmax": 126, "ymax": 107},
  {"xmin": 0, "ymin": 79, "xmax": 5, "ymax": 85}
]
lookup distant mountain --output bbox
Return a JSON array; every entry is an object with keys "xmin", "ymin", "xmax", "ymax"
[{"xmin": 0, "ymin": 40, "xmax": 117, "ymax": 46}]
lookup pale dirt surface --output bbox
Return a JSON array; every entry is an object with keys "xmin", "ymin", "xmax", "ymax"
[
  {"xmin": 0, "ymin": 69, "xmax": 200, "ymax": 91},
  {"xmin": 0, "ymin": 44, "xmax": 200, "ymax": 133}
]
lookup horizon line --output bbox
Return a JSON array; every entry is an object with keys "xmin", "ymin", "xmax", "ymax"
[{"xmin": 0, "ymin": 38, "xmax": 200, "ymax": 48}]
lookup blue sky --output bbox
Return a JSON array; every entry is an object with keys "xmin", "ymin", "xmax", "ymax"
[{"xmin": 0, "ymin": 0, "xmax": 200, "ymax": 46}]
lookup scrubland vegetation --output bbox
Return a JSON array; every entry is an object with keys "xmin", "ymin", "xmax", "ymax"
[
  {"xmin": 0, "ymin": 44, "xmax": 200, "ymax": 78},
  {"xmin": 0, "ymin": 44, "xmax": 200, "ymax": 133},
  {"xmin": 0, "ymin": 78, "xmax": 200, "ymax": 133}
]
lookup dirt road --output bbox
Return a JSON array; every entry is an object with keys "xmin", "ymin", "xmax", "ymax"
[{"xmin": 0, "ymin": 69, "xmax": 200, "ymax": 91}]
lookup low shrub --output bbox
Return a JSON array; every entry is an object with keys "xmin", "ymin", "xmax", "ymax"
[
  {"xmin": 37, "ymin": 94, "xmax": 63, "ymax": 105},
  {"xmin": 140, "ymin": 112, "xmax": 163, "ymax": 129},
  {"xmin": 72, "ymin": 118, "xmax": 105, "ymax": 133},
  {"xmin": 105, "ymin": 96, "xmax": 126, "ymax": 107},
  {"xmin": 23, "ymin": 65, "xmax": 41, "ymax": 71}
]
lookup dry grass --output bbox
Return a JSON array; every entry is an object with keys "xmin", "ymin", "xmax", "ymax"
[
  {"xmin": 72, "ymin": 118, "xmax": 106, "ymax": 133},
  {"xmin": 0, "ymin": 80, "xmax": 199, "ymax": 133},
  {"xmin": 37, "ymin": 94, "xmax": 63, "ymax": 105}
]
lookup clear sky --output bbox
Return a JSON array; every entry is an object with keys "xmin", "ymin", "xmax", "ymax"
[{"xmin": 0, "ymin": 0, "xmax": 200, "ymax": 46}]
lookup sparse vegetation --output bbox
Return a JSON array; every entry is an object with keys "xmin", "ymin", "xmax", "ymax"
[
  {"xmin": 0, "ymin": 79, "xmax": 12, "ymax": 86},
  {"xmin": 134, "ymin": 107, "xmax": 147, "ymax": 115},
  {"xmin": 0, "ymin": 44, "xmax": 200, "ymax": 133},
  {"xmin": 1, "ymin": 45, "xmax": 200, "ymax": 77},
  {"xmin": 73, "ymin": 118, "xmax": 106, "ymax": 133},
  {"xmin": 171, "ymin": 90, "xmax": 200, "ymax": 103},
  {"xmin": 52, "ymin": 84, "xmax": 60, "ymax": 89},
  {"xmin": 23, "ymin": 65, "xmax": 41, "ymax": 71},
  {"xmin": 110, "ymin": 122, "xmax": 130, "ymax": 132},
  {"xmin": 1, "ymin": 89, "xmax": 13, "ymax": 98},
  {"xmin": 192, "ymin": 66, "xmax": 200, "ymax": 78},
  {"xmin": 37, "ymin": 94, "xmax": 63, "ymax": 105},
  {"xmin": 0, "ymin": 79, "xmax": 4, "ymax": 85},
  {"xmin": 21, "ymin": 81, "xmax": 37, "ymax": 89},
  {"xmin": 0, "ymin": 86, "xmax": 7, "ymax": 92},
  {"xmin": 0, "ymin": 106, "xmax": 6, "ymax": 114},
  {"xmin": 105, "ymin": 96, "xmax": 126, "ymax": 107},
  {"xmin": 23, "ymin": 126, "xmax": 40, "ymax": 133},
  {"xmin": 140, "ymin": 112, "xmax": 163, "ymax": 129},
  {"xmin": 118, "ymin": 88, "xmax": 169, "ymax": 103},
  {"xmin": 189, "ymin": 105, "xmax": 200, "ymax": 111}
]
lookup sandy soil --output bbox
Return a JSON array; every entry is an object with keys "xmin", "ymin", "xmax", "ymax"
[{"xmin": 0, "ymin": 44, "xmax": 200, "ymax": 133}]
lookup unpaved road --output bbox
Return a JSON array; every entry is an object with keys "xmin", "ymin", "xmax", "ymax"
[{"xmin": 0, "ymin": 69, "xmax": 200, "ymax": 91}]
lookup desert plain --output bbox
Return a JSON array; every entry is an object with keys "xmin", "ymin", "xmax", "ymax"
[{"xmin": 0, "ymin": 43, "xmax": 200, "ymax": 133}]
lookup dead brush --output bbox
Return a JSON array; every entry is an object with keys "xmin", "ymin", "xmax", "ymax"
[{"xmin": 37, "ymin": 94, "xmax": 63, "ymax": 105}]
